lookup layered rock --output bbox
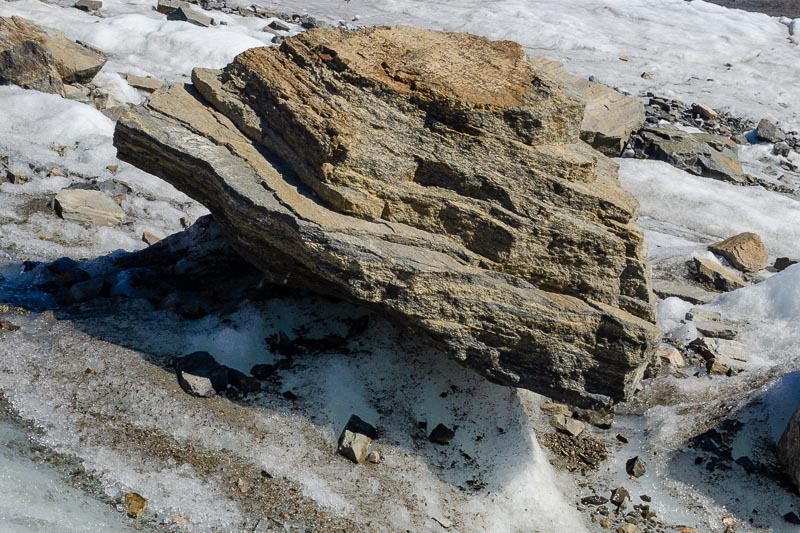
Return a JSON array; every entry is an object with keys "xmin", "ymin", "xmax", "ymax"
[
  {"xmin": 0, "ymin": 16, "xmax": 106, "ymax": 95},
  {"xmin": 530, "ymin": 57, "xmax": 645, "ymax": 156},
  {"xmin": 114, "ymin": 26, "xmax": 660, "ymax": 407}
]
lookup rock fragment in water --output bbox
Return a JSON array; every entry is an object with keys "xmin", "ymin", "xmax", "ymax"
[
  {"xmin": 114, "ymin": 26, "xmax": 660, "ymax": 407},
  {"xmin": 337, "ymin": 415, "xmax": 377, "ymax": 464},
  {"xmin": 174, "ymin": 351, "xmax": 229, "ymax": 397},
  {"xmin": 708, "ymin": 232, "xmax": 769, "ymax": 273},
  {"xmin": 124, "ymin": 492, "xmax": 147, "ymax": 519},
  {"xmin": 54, "ymin": 189, "xmax": 126, "ymax": 227}
]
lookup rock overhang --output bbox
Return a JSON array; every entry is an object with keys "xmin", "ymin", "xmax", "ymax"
[{"xmin": 113, "ymin": 25, "xmax": 661, "ymax": 408}]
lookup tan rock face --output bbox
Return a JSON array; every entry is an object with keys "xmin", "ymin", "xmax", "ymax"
[
  {"xmin": 114, "ymin": 26, "xmax": 660, "ymax": 407},
  {"xmin": 0, "ymin": 16, "xmax": 106, "ymax": 95},
  {"xmin": 709, "ymin": 232, "xmax": 769, "ymax": 272}
]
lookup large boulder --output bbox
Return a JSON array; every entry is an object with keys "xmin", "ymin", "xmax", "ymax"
[
  {"xmin": 113, "ymin": 26, "xmax": 660, "ymax": 407},
  {"xmin": 530, "ymin": 57, "xmax": 645, "ymax": 156},
  {"xmin": 0, "ymin": 16, "xmax": 107, "ymax": 95}
]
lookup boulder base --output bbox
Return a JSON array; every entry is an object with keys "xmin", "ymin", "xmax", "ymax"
[{"xmin": 114, "ymin": 26, "xmax": 660, "ymax": 407}]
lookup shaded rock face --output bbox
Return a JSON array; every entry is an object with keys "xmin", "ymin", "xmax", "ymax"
[
  {"xmin": 779, "ymin": 408, "xmax": 800, "ymax": 487},
  {"xmin": 0, "ymin": 16, "xmax": 107, "ymax": 95},
  {"xmin": 639, "ymin": 126, "xmax": 744, "ymax": 183},
  {"xmin": 113, "ymin": 26, "xmax": 660, "ymax": 407}
]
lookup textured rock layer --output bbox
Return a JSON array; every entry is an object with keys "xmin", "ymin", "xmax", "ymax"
[{"xmin": 113, "ymin": 26, "xmax": 660, "ymax": 407}]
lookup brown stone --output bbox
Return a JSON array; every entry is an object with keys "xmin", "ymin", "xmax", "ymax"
[
  {"xmin": 124, "ymin": 492, "xmax": 147, "ymax": 519},
  {"xmin": 708, "ymin": 232, "xmax": 769, "ymax": 272}
]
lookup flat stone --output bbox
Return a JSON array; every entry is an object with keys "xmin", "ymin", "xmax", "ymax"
[
  {"xmin": 653, "ymin": 279, "xmax": 719, "ymax": 304},
  {"xmin": 167, "ymin": 6, "xmax": 212, "ymax": 27},
  {"xmin": 337, "ymin": 415, "xmax": 377, "ymax": 463},
  {"xmin": 267, "ymin": 19, "xmax": 291, "ymax": 31},
  {"xmin": 552, "ymin": 414, "xmax": 585, "ymax": 437},
  {"xmin": 691, "ymin": 103, "xmax": 718, "ymax": 121},
  {"xmin": 54, "ymin": 189, "xmax": 126, "ymax": 226},
  {"xmin": 174, "ymin": 351, "xmax": 228, "ymax": 397},
  {"xmin": 756, "ymin": 118, "xmax": 785, "ymax": 143},
  {"xmin": 693, "ymin": 257, "xmax": 747, "ymax": 292},
  {"xmin": 685, "ymin": 308, "xmax": 722, "ymax": 322},
  {"xmin": 74, "ymin": 0, "xmax": 102, "ymax": 11},
  {"xmin": 640, "ymin": 126, "xmax": 745, "ymax": 183},
  {"xmin": 694, "ymin": 318, "xmax": 737, "ymax": 340},
  {"xmin": 114, "ymin": 26, "xmax": 660, "ymax": 408},
  {"xmin": 540, "ymin": 402, "xmax": 571, "ymax": 416},
  {"xmin": 708, "ymin": 232, "xmax": 769, "ymax": 272},
  {"xmin": 142, "ymin": 231, "xmax": 161, "ymax": 246},
  {"xmin": 156, "ymin": 0, "xmax": 187, "ymax": 14},
  {"xmin": 125, "ymin": 73, "xmax": 162, "ymax": 92}
]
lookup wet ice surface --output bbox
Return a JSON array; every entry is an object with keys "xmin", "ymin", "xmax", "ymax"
[{"xmin": 0, "ymin": 412, "xmax": 140, "ymax": 533}]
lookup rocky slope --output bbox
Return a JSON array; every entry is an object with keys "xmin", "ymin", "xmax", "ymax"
[{"xmin": 114, "ymin": 26, "xmax": 660, "ymax": 408}]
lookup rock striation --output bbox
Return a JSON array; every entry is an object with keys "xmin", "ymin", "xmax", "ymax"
[
  {"xmin": 0, "ymin": 16, "xmax": 106, "ymax": 95},
  {"xmin": 113, "ymin": 26, "xmax": 660, "ymax": 407}
]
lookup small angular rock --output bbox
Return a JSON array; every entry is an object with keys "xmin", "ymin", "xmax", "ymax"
[
  {"xmin": 174, "ymin": 351, "xmax": 228, "ymax": 397},
  {"xmin": 429, "ymin": 423, "xmax": 456, "ymax": 445},
  {"xmin": 124, "ymin": 492, "xmax": 147, "ymax": 519},
  {"xmin": 74, "ymin": 0, "xmax": 102, "ymax": 11},
  {"xmin": 610, "ymin": 486, "xmax": 630, "ymax": 507},
  {"xmin": 552, "ymin": 414, "xmax": 585, "ymax": 437},
  {"xmin": 227, "ymin": 367, "xmax": 261, "ymax": 394},
  {"xmin": 626, "ymin": 456, "xmax": 646, "ymax": 477},
  {"xmin": 775, "ymin": 257, "xmax": 798, "ymax": 272},
  {"xmin": 756, "ymin": 118, "xmax": 785, "ymax": 143},
  {"xmin": 337, "ymin": 415, "xmax": 377, "ymax": 463}
]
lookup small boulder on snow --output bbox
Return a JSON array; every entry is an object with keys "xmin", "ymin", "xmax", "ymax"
[
  {"xmin": 0, "ymin": 16, "xmax": 107, "ymax": 95},
  {"xmin": 54, "ymin": 189, "xmax": 126, "ymax": 227},
  {"xmin": 124, "ymin": 73, "xmax": 162, "ymax": 92},
  {"xmin": 167, "ymin": 6, "xmax": 212, "ymax": 27},
  {"xmin": 656, "ymin": 344, "xmax": 685, "ymax": 367},
  {"xmin": 708, "ymin": 232, "xmax": 769, "ymax": 273},
  {"xmin": 775, "ymin": 257, "xmax": 798, "ymax": 272},
  {"xmin": 337, "ymin": 415, "xmax": 377, "ymax": 463},
  {"xmin": 755, "ymin": 118, "xmax": 785, "ymax": 144},
  {"xmin": 174, "ymin": 351, "xmax": 229, "ymax": 397},
  {"xmin": 74, "ymin": 0, "xmax": 102, "ymax": 12},
  {"xmin": 551, "ymin": 414, "xmax": 585, "ymax": 437}
]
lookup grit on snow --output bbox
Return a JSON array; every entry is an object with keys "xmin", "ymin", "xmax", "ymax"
[{"xmin": 0, "ymin": 0, "xmax": 800, "ymax": 531}]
